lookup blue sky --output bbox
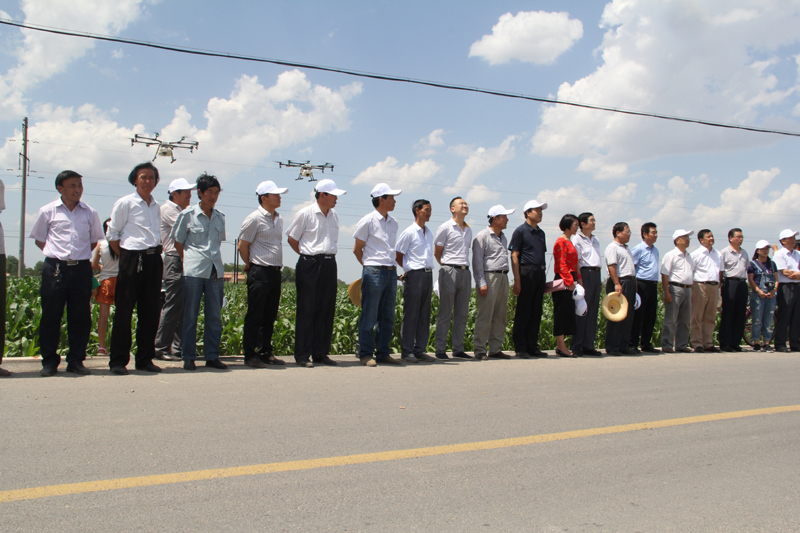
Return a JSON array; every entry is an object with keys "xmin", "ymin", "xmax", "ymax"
[{"xmin": 1, "ymin": 0, "xmax": 800, "ymax": 283}]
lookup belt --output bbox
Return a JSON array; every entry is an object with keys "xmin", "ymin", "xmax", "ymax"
[
  {"xmin": 521, "ymin": 264, "xmax": 546, "ymax": 270},
  {"xmin": 45, "ymin": 257, "xmax": 89, "ymax": 267},
  {"xmin": 725, "ymin": 277, "xmax": 746, "ymax": 282},
  {"xmin": 638, "ymin": 279, "xmax": 659, "ymax": 284},
  {"xmin": 410, "ymin": 268, "xmax": 433, "ymax": 273},
  {"xmin": 368, "ymin": 265, "xmax": 396, "ymax": 270},
  {"xmin": 698, "ymin": 281, "xmax": 719, "ymax": 285},
  {"xmin": 485, "ymin": 270, "xmax": 509, "ymax": 274},
  {"xmin": 582, "ymin": 266, "xmax": 601, "ymax": 271},
  {"xmin": 442, "ymin": 264, "xmax": 469, "ymax": 270},
  {"xmin": 251, "ymin": 263, "xmax": 282, "ymax": 271},
  {"xmin": 669, "ymin": 281, "xmax": 692, "ymax": 289},
  {"xmin": 122, "ymin": 246, "xmax": 162, "ymax": 255},
  {"xmin": 301, "ymin": 254, "xmax": 335, "ymax": 260},
  {"xmin": 618, "ymin": 275, "xmax": 635, "ymax": 280}
]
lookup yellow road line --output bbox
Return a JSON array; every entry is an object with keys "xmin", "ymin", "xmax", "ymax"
[{"xmin": 2, "ymin": 404, "xmax": 798, "ymax": 503}]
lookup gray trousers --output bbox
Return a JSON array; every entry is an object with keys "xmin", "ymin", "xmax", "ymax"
[
  {"xmin": 571, "ymin": 267, "xmax": 601, "ymax": 351},
  {"xmin": 662, "ymin": 284, "xmax": 692, "ymax": 350},
  {"xmin": 154, "ymin": 254, "xmax": 184, "ymax": 357},
  {"xmin": 473, "ymin": 272, "xmax": 509, "ymax": 356},
  {"xmin": 400, "ymin": 269, "xmax": 433, "ymax": 356},
  {"xmin": 435, "ymin": 266, "xmax": 472, "ymax": 353}
]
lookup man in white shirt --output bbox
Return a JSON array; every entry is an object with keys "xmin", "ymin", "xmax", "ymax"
[
  {"xmin": 286, "ymin": 179, "xmax": 346, "ymax": 367},
  {"xmin": 433, "ymin": 197, "xmax": 473, "ymax": 360},
  {"xmin": 239, "ymin": 181, "xmax": 289, "ymax": 368},
  {"xmin": 395, "ymin": 199, "xmax": 435, "ymax": 363},
  {"xmin": 106, "ymin": 162, "xmax": 163, "ymax": 375},
  {"xmin": 570, "ymin": 212, "xmax": 602, "ymax": 356},
  {"xmin": 690, "ymin": 229, "xmax": 722, "ymax": 353},
  {"xmin": 660, "ymin": 229, "xmax": 695, "ymax": 353},
  {"xmin": 154, "ymin": 178, "xmax": 196, "ymax": 361},
  {"xmin": 773, "ymin": 229, "xmax": 800, "ymax": 352},
  {"xmin": 604, "ymin": 222, "xmax": 637, "ymax": 356},
  {"xmin": 29, "ymin": 170, "xmax": 104, "ymax": 376},
  {"xmin": 719, "ymin": 228, "xmax": 750, "ymax": 352},
  {"xmin": 353, "ymin": 183, "xmax": 402, "ymax": 366}
]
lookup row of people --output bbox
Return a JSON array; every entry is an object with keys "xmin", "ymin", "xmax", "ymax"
[{"xmin": 14, "ymin": 163, "xmax": 800, "ymax": 377}]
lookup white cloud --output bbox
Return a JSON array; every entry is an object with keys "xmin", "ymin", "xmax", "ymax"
[
  {"xmin": 445, "ymin": 135, "xmax": 516, "ymax": 197},
  {"xmin": 532, "ymin": 0, "xmax": 800, "ymax": 179},
  {"xmin": 352, "ymin": 156, "xmax": 442, "ymax": 193},
  {"xmin": 415, "ymin": 129, "xmax": 445, "ymax": 157},
  {"xmin": 111, "ymin": 49, "xmax": 125, "ymax": 59},
  {"xmin": 535, "ymin": 182, "xmax": 639, "ymax": 233},
  {"xmin": 469, "ymin": 11, "xmax": 583, "ymax": 65}
]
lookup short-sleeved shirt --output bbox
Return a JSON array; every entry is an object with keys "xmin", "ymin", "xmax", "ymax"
[
  {"xmin": 395, "ymin": 223, "xmax": 434, "ymax": 272},
  {"xmin": 571, "ymin": 231, "xmax": 601, "ymax": 268},
  {"xmin": 353, "ymin": 210, "xmax": 398, "ymax": 267},
  {"xmin": 604, "ymin": 241, "xmax": 636, "ymax": 277},
  {"xmin": 172, "ymin": 204, "xmax": 226, "ymax": 279},
  {"xmin": 239, "ymin": 206, "xmax": 283, "ymax": 267},
  {"xmin": 161, "ymin": 200, "xmax": 184, "ymax": 256},
  {"xmin": 720, "ymin": 245, "xmax": 750, "ymax": 279},
  {"xmin": 661, "ymin": 248, "xmax": 695, "ymax": 285},
  {"xmin": 106, "ymin": 192, "xmax": 161, "ymax": 250},
  {"xmin": 472, "ymin": 227, "xmax": 509, "ymax": 288},
  {"xmin": 285, "ymin": 202, "xmax": 339, "ymax": 255},
  {"xmin": 29, "ymin": 199, "xmax": 104, "ymax": 261},
  {"xmin": 690, "ymin": 246, "xmax": 721, "ymax": 282},
  {"xmin": 631, "ymin": 242, "xmax": 660, "ymax": 281},
  {"xmin": 434, "ymin": 219, "xmax": 472, "ymax": 266},
  {"xmin": 508, "ymin": 223, "xmax": 546, "ymax": 265},
  {"xmin": 774, "ymin": 247, "xmax": 800, "ymax": 284}
]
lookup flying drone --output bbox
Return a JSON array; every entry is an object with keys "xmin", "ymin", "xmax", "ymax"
[
  {"xmin": 277, "ymin": 160, "xmax": 334, "ymax": 181},
  {"xmin": 130, "ymin": 133, "xmax": 199, "ymax": 163}
]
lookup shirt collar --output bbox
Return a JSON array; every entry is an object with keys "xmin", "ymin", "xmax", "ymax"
[
  {"xmin": 55, "ymin": 198, "xmax": 88, "ymax": 211},
  {"xmin": 258, "ymin": 205, "xmax": 278, "ymax": 219}
]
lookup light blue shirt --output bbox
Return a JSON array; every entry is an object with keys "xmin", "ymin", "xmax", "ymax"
[
  {"xmin": 171, "ymin": 204, "xmax": 226, "ymax": 279},
  {"xmin": 631, "ymin": 241, "xmax": 660, "ymax": 281}
]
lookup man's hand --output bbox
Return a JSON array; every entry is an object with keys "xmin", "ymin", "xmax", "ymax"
[
  {"xmin": 478, "ymin": 285, "xmax": 488, "ymax": 297},
  {"xmin": 513, "ymin": 280, "xmax": 521, "ymax": 296},
  {"xmin": 614, "ymin": 283, "xmax": 622, "ymax": 295}
]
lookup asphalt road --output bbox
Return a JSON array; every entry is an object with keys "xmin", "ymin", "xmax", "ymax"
[{"xmin": 1, "ymin": 350, "xmax": 799, "ymax": 532}]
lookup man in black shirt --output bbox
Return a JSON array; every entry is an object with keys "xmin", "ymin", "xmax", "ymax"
[{"xmin": 509, "ymin": 199, "xmax": 548, "ymax": 358}]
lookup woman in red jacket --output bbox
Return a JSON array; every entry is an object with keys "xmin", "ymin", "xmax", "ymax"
[{"xmin": 553, "ymin": 214, "xmax": 582, "ymax": 357}]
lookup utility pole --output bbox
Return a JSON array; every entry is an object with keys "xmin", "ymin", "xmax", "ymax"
[{"xmin": 18, "ymin": 117, "xmax": 28, "ymax": 277}]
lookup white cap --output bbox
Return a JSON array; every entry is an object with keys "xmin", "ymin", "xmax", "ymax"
[
  {"xmin": 779, "ymin": 229, "xmax": 799, "ymax": 240},
  {"xmin": 672, "ymin": 229, "xmax": 694, "ymax": 240},
  {"xmin": 256, "ymin": 180, "xmax": 288, "ymax": 195},
  {"xmin": 488, "ymin": 205, "xmax": 515, "ymax": 217},
  {"xmin": 314, "ymin": 179, "xmax": 346, "ymax": 196},
  {"xmin": 168, "ymin": 178, "xmax": 197, "ymax": 194},
  {"xmin": 755, "ymin": 239, "xmax": 771, "ymax": 250},
  {"xmin": 523, "ymin": 199, "xmax": 548, "ymax": 211},
  {"xmin": 370, "ymin": 183, "xmax": 402, "ymax": 198}
]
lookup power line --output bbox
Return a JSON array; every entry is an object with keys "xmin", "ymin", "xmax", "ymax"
[{"xmin": 2, "ymin": 18, "xmax": 800, "ymax": 139}]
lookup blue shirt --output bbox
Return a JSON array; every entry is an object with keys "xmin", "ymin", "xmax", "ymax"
[
  {"xmin": 171, "ymin": 204, "xmax": 226, "ymax": 279},
  {"xmin": 631, "ymin": 241, "xmax": 660, "ymax": 281},
  {"xmin": 508, "ymin": 223, "xmax": 546, "ymax": 266}
]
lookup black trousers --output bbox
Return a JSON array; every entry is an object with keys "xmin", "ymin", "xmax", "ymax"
[
  {"xmin": 110, "ymin": 249, "xmax": 163, "ymax": 368},
  {"xmin": 775, "ymin": 284, "xmax": 800, "ymax": 350},
  {"xmin": 630, "ymin": 279, "xmax": 659, "ymax": 349},
  {"xmin": 606, "ymin": 277, "xmax": 637, "ymax": 352},
  {"xmin": 39, "ymin": 258, "xmax": 93, "ymax": 368},
  {"xmin": 294, "ymin": 255, "xmax": 337, "ymax": 362},
  {"xmin": 572, "ymin": 267, "xmax": 600, "ymax": 351},
  {"xmin": 243, "ymin": 264, "xmax": 282, "ymax": 360},
  {"xmin": 513, "ymin": 265, "xmax": 545, "ymax": 353},
  {"xmin": 719, "ymin": 278, "xmax": 748, "ymax": 349},
  {"xmin": 400, "ymin": 269, "xmax": 433, "ymax": 356}
]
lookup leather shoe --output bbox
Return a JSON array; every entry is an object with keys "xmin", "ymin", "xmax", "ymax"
[
  {"xmin": 245, "ymin": 358, "xmax": 268, "ymax": 369},
  {"xmin": 183, "ymin": 360, "xmax": 197, "ymax": 371},
  {"xmin": 415, "ymin": 353, "xmax": 436, "ymax": 362},
  {"xmin": 136, "ymin": 362, "xmax": 162, "ymax": 373},
  {"xmin": 705, "ymin": 346, "xmax": 720, "ymax": 353},
  {"xmin": 605, "ymin": 350, "xmax": 622, "ymax": 356},
  {"xmin": 620, "ymin": 349, "xmax": 637, "ymax": 355},
  {"xmin": 435, "ymin": 352, "xmax": 450, "ymax": 360},
  {"xmin": 297, "ymin": 361, "xmax": 314, "ymax": 368},
  {"xmin": 641, "ymin": 346, "xmax": 660, "ymax": 354},
  {"xmin": 66, "ymin": 362, "xmax": 91, "ymax": 375},
  {"xmin": 453, "ymin": 351, "xmax": 475, "ymax": 360},
  {"xmin": 584, "ymin": 348, "xmax": 603, "ymax": 356},
  {"xmin": 110, "ymin": 366, "xmax": 129, "ymax": 375},
  {"xmin": 154, "ymin": 353, "xmax": 178, "ymax": 361},
  {"xmin": 314, "ymin": 356, "xmax": 338, "ymax": 366},
  {"xmin": 694, "ymin": 346, "xmax": 705, "ymax": 353},
  {"xmin": 360, "ymin": 356, "xmax": 377, "ymax": 367},
  {"xmin": 205, "ymin": 359, "xmax": 228, "ymax": 370},
  {"xmin": 488, "ymin": 352, "xmax": 511, "ymax": 359},
  {"xmin": 530, "ymin": 350, "xmax": 548, "ymax": 357},
  {"xmin": 719, "ymin": 346, "xmax": 732, "ymax": 352},
  {"xmin": 261, "ymin": 354, "xmax": 286, "ymax": 365},
  {"xmin": 731, "ymin": 345, "xmax": 742, "ymax": 352},
  {"xmin": 475, "ymin": 354, "xmax": 489, "ymax": 360},
  {"xmin": 516, "ymin": 352, "xmax": 531, "ymax": 359},
  {"xmin": 572, "ymin": 347, "xmax": 584, "ymax": 357},
  {"xmin": 376, "ymin": 356, "xmax": 403, "ymax": 365},
  {"xmin": 401, "ymin": 354, "xmax": 419, "ymax": 363},
  {"xmin": 40, "ymin": 365, "xmax": 58, "ymax": 377},
  {"xmin": 775, "ymin": 346, "xmax": 790, "ymax": 352}
]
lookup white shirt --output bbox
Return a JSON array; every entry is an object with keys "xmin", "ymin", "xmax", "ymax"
[
  {"xmin": 353, "ymin": 209, "xmax": 398, "ymax": 267},
  {"xmin": 434, "ymin": 219, "xmax": 472, "ymax": 266},
  {"xmin": 107, "ymin": 192, "xmax": 161, "ymax": 250},
  {"xmin": 285, "ymin": 202, "xmax": 339, "ymax": 255},
  {"xmin": 160, "ymin": 200, "xmax": 184, "ymax": 256},
  {"xmin": 774, "ymin": 247, "xmax": 800, "ymax": 284},
  {"xmin": 29, "ymin": 199, "xmax": 104, "ymax": 261},
  {"xmin": 661, "ymin": 247, "xmax": 695, "ymax": 285},
  {"xmin": 239, "ymin": 206, "xmax": 283, "ymax": 267},
  {"xmin": 571, "ymin": 231, "xmax": 602, "ymax": 268},
  {"xmin": 690, "ymin": 246, "xmax": 721, "ymax": 282},
  {"xmin": 604, "ymin": 241, "xmax": 636, "ymax": 277},
  {"xmin": 395, "ymin": 222, "xmax": 434, "ymax": 272}
]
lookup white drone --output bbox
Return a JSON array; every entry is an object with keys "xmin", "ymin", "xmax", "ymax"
[
  {"xmin": 131, "ymin": 133, "xmax": 198, "ymax": 163},
  {"xmin": 277, "ymin": 160, "xmax": 334, "ymax": 181}
]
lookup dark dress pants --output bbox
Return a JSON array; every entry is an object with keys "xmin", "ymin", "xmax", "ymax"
[
  {"xmin": 39, "ymin": 258, "xmax": 93, "ymax": 368},
  {"xmin": 606, "ymin": 277, "xmax": 636, "ymax": 352},
  {"xmin": 774, "ymin": 283, "xmax": 800, "ymax": 350},
  {"xmin": 513, "ymin": 264, "xmax": 545, "ymax": 353},
  {"xmin": 294, "ymin": 255, "xmax": 337, "ymax": 362},
  {"xmin": 243, "ymin": 263, "xmax": 282, "ymax": 360},
  {"xmin": 718, "ymin": 278, "xmax": 748, "ymax": 349},
  {"xmin": 400, "ymin": 269, "xmax": 433, "ymax": 356},
  {"xmin": 110, "ymin": 249, "xmax": 163, "ymax": 368},
  {"xmin": 572, "ymin": 267, "xmax": 600, "ymax": 352},
  {"xmin": 630, "ymin": 280, "xmax": 659, "ymax": 349}
]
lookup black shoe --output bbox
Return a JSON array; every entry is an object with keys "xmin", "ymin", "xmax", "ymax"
[
  {"xmin": 314, "ymin": 356, "xmax": 338, "ymax": 366},
  {"xmin": 297, "ymin": 361, "xmax": 314, "ymax": 368},
  {"xmin": 205, "ymin": 359, "xmax": 228, "ymax": 370},
  {"xmin": 184, "ymin": 360, "xmax": 197, "ymax": 371},
  {"xmin": 136, "ymin": 362, "xmax": 162, "ymax": 373},
  {"xmin": 731, "ymin": 346, "xmax": 742, "ymax": 352},
  {"xmin": 571, "ymin": 347, "xmax": 584, "ymax": 357},
  {"xmin": 453, "ymin": 351, "xmax": 475, "ymax": 360},
  {"xmin": 40, "ymin": 365, "xmax": 58, "ymax": 377},
  {"xmin": 110, "ymin": 366, "xmax": 129, "ymax": 375},
  {"xmin": 66, "ymin": 362, "xmax": 91, "ymax": 375},
  {"xmin": 694, "ymin": 346, "xmax": 705, "ymax": 353},
  {"xmin": 516, "ymin": 352, "xmax": 531, "ymax": 359},
  {"xmin": 641, "ymin": 345, "xmax": 660, "ymax": 354},
  {"xmin": 154, "ymin": 353, "xmax": 178, "ymax": 361},
  {"xmin": 719, "ymin": 346, "xmax": 732, "ymax": 352},
  {"xmin": 435, "ymin": 352, "xmax": 450, "ymax": 360},
  {"xmin": 705, "ymin": 346, "xmax": 720, "ymax": 353},
  {"xmin": 606, "ymin": 350, "xmax": 622, "ymax": 356},
  {"xmin": 584, "ymin": 348, "xmax": 603, "ymax": 356},
  {"xmin": 776, "ymin": 346, "xmax": 790, "ymax": 352},
  {"xmin": 488, "ymin": 352, "xmax": 512, "ymax": 359},
  {"xmin": 530, "ymin": 350, "xmax": 548, "ymax": 357},
  {"xmin": 555, "ymin": 348, "xmax": 576, "ymax": 357},
  {"xmin": 245, "ymin": 358, "xmax": 268, "ymax": 369},
  {"xmin": 752, "ymin": 344, "xmax": 760, "ymax": 352},
  {"xmin": 261, "ymin": 354, "xmax": 286, "ymax": 365},
  {"xmin": 619, "ymin": 349, "xmax": 637, "ymax": 355}
]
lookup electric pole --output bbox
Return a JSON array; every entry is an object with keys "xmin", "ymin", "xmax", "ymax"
[{"xmin": 18, "ymin": 117, "xmax": 28, "ymax": 277}]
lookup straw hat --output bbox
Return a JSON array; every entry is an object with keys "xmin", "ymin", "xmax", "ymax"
[
  {"xmin": 601, "ymin": 291, "xmax": 629, "ymax": 322},
  {"xmin": 348, "ymin": 279, "xmax": 362, "ymax": 307}
]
